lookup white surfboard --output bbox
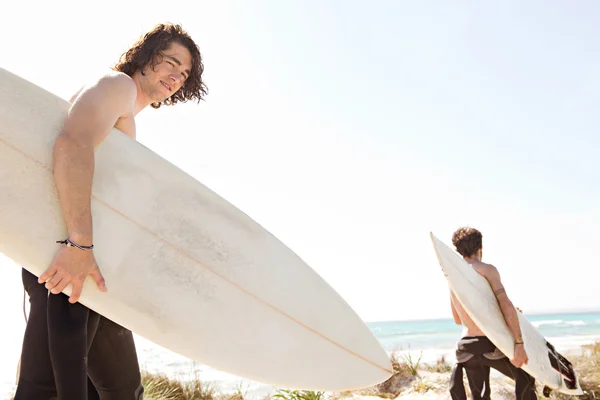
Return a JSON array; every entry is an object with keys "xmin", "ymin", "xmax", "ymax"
[
  {"xmin": 0, "ymin": 67, "xmax": 393, "ymax": 391},
  {"xmin": 429, "ymin": 233, "xmax": 582, "ymax": 395}
]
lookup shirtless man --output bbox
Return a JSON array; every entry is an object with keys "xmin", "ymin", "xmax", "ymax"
[
  {"xmin": 448, "ymin": 227, "xmax": 537, "ymax": 400},
  {"xmin": 15, "ymin": 23, "xmax": 207, "ymax": 399}
]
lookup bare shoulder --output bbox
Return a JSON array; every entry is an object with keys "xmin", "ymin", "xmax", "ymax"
[
  {"xmin": 98, "ymin": 71, "xmax": 136, "ymax": 91},
  {"xmin": 473, "ymin": 262, "xmax": 505, "ymax": 292},
  {"xmin": 473, "ymin": 261, "xmax": 499, "ymax": 277},
  {"xmin": 60, "ymin": 71, "xmax": 137, "ymax": 144},
  {"xmin": 71, "ymin": 71, "xmax": 136, "ymax": 108}
]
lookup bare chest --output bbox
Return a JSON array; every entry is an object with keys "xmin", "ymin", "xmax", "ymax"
[{"xmin": 114, "ymin": 114, "xmax": 136, "ymax": 140}]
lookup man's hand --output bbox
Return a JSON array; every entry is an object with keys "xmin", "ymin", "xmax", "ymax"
[
  {"xmin": 38, "ymin": 246, "xmax": 107, "ymax": 304},
  {"xmin": 511, "ymin": 343, "xmax": 529, "ymax": 368}
]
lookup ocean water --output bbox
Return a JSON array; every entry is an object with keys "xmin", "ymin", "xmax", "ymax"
[
  {"xmin": 2, "ymin": 311, "xmax": 600, "ymax": 399},
  {"xmin": 369, "ymin": 311, "xmax": 600, "ymax": 363}
]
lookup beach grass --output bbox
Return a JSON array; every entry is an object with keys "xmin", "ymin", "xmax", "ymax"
[
  {"xmin": 142, "ymin": 370, "xmax": 219, "ymax": 400},
  {"xmin": 547, "ymin": 341, "xmax": 600, "ymax": 400}
]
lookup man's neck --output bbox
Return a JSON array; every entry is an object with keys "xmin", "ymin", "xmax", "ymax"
[
  {"xmin": 464, "ymin": 255, "xmax": 481, "ymax": 264},
  {"xmin": 131, "ymin": 72, "xmax": 153, "ymax": 115}
]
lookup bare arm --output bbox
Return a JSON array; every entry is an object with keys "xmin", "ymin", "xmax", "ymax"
[
  {"xmin": 479, "ymin": 264, "xmax": 529, "ymax": 368},
  {"xmin": 479, "ymin": 265, "xmax": 523, "ymax": 342},
  {"xmin": 39, "ymin": 73, "xmax": 136, "ymax": 303},
  {"xmin": 53, "ymin": 73, "xmax": 136, "ymax": 244}
]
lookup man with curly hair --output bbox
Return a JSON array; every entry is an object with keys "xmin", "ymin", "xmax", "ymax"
[
  {"xmin": 15, "ymin": 23, "xmax": 208, "ymax": 400},
  {"xmin": 448, "ymin": 227, "xmax": 537, "ymax": 400}
]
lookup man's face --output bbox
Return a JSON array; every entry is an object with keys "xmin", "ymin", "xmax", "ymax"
[{"xmin": 143, "ymin": 41, "xmax": 192, "ymax": 102}]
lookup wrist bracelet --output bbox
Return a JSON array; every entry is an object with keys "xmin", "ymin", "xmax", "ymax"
[
  {"xmin": 56, "ymin": 237, "xmax": 94, "ymax": 251},
  {"xmin": 514, "ymin": 337, "xmax": 524, "ymax": 345}
]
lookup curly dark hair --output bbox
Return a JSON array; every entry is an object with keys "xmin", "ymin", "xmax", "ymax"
[
  {"xmin": 452, "ymin": 227, "xmax": 482, "ymax": 258},
  {"xmin": 113, "ymin": 23, "xmax": 208, "ymax": 109}
]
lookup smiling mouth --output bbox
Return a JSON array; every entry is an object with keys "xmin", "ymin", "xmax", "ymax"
[{"xmin": 160, "ymin": 81, "xmax": 172, "ymax": 91}]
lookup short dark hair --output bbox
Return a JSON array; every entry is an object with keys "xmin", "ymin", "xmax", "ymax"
[
  {"xmin": 452, "ymin": 227, "xmax": 482, "ymax": 258},
  {"xmin": 114, "ymin": 23, "xmax": 208, "ymax": 108}
]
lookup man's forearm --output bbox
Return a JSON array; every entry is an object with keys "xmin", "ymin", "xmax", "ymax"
[
  {"xmin": 499, "ymin": 298, "xmax": 523, "ymax": 341},
  {"xmin": 53, "ymin": 135, "xmax": 95, "ymax": 246}
]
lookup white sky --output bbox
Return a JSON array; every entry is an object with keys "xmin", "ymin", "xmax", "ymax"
[{"xmin": 2, "ymin": 0, "xmax": 599, "ymax": 334}]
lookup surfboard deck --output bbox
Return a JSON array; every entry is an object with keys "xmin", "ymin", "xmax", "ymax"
[
  {"xmin": 429, "ymin": 233, "xmax": 583, "ymax": 395},
  {"xmin": 0, "ymin": 67, "xmax": 393, "ymax": 391}
]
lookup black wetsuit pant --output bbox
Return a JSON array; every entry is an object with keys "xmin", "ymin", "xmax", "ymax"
[
  {"xmin": 449, "ymin": 336, "xmax": 537, "ymax": 400},
  {"xmin": 14, "ymin": 269, "xmax": 144, "ymax": 400}
]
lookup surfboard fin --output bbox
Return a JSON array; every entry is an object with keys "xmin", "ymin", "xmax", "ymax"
[{"xmin": 546, "ymin": 342, "xmax": 577, "ymax": 390}]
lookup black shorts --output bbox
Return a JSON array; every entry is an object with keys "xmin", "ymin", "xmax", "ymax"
[
  {"xmin": 14, "ymin": 269, "xmax": 144, "ymax": 400},
  {"xmin": 449, "ymin": 336, "xmax": 537, "ymax": 400}
]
